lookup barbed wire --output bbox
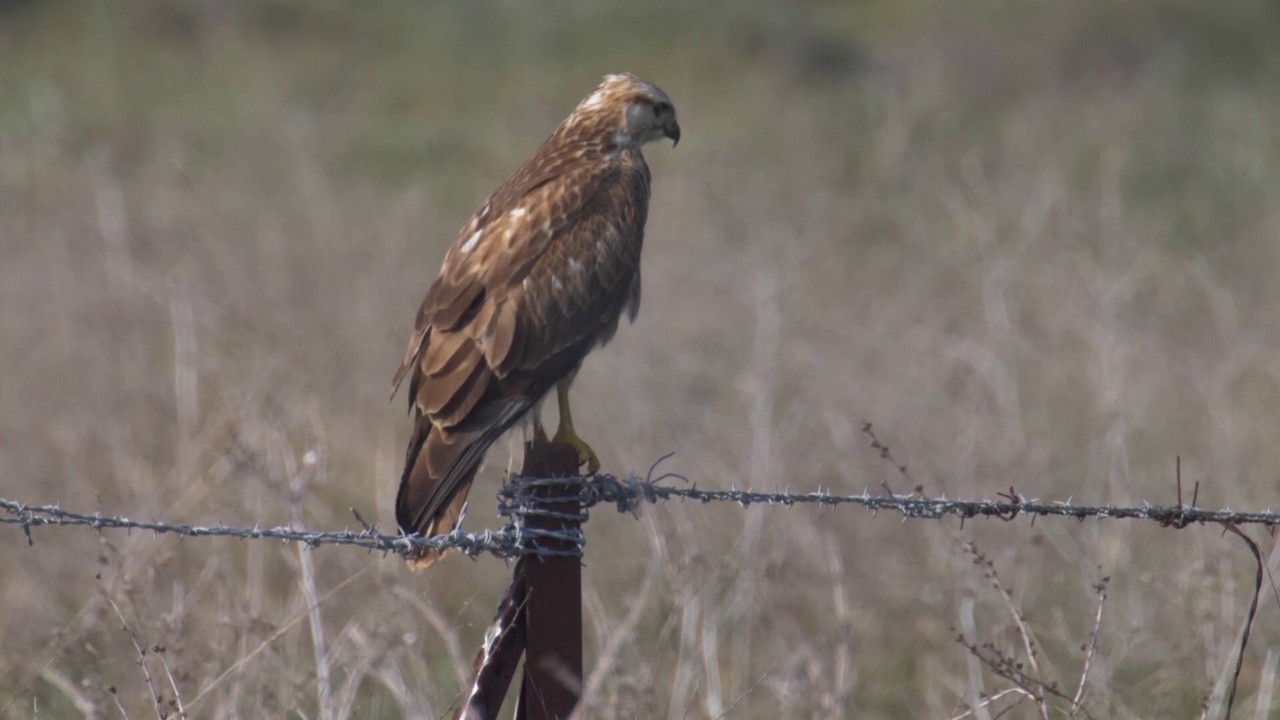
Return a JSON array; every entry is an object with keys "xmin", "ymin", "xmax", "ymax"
[
  {"xmin": 0, "ymin": 498, "xmax": 521, "ymax": 559},
  {"xmin": 4, "ymin": 470, "xmax": 1278, "ymax": 561},
  {"xmin": 578, "ymin": 475, "xmax": 1280, "ymax": 527}
]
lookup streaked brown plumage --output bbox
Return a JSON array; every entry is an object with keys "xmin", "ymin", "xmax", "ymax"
[{"xmin": 391, "ymin": 73, "xmax": 680, "ymax": 569}]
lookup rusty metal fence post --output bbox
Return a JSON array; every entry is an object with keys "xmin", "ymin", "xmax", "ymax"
[
  {"xmin": 515, "ymin": 441, "xmax": 583, "ymax": 720},
  {"xmin": 453, "ymin": 441, "xmax": 583, "ymax": 720}
]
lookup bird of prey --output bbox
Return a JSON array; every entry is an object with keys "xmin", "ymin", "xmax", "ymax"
[{"xmin": 391, "ymin": 73, "xmax": 680, "ymax": 570}]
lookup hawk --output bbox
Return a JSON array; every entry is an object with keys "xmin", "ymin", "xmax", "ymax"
[{"xmin": 391, "ymin": 73, "xmax": 680, "ymax": 569}]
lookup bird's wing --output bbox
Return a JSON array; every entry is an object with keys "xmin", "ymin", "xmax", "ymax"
[{"xmin": 393, "ymin": 154, "xmax": 651, "ymax": 541}]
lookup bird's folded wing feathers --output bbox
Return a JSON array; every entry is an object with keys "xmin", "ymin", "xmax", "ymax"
[
  {"xmin": 392, "ymin": 159, "xmax": 640, "ymax": 409},
  {"xmin": 392, "ymin": 156, "xmax": 649, "ymax": 541}
]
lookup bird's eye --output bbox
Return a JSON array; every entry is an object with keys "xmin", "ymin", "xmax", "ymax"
[{"xmin": 653, "ymin": 102, "xmax": 671, "ymax": 116}]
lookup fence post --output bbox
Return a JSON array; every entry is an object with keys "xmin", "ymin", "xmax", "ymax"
[{"xmin": 515, "ymin": 440, "xmax": 584, "ymax": 720}]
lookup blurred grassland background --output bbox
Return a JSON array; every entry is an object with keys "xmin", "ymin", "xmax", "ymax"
[{"xmin": 4, "ymin": 0, "xmax": 1280, "ymax": 717}]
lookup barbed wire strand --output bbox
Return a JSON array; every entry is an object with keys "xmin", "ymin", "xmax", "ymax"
[{"xmin": 4, "ymin": 467, "xmax": 1278, "ymax": 560}]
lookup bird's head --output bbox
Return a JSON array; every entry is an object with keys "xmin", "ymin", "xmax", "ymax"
[{"xmin": 571, "ymin": 73, "xmax": 680, "ymax": 150}]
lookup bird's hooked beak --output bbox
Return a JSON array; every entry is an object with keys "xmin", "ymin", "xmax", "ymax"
[{"xmin": 664, "ymin": 119, "xmax": 681, "ymax": 148}]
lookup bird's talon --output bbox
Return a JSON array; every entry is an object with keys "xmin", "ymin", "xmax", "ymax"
[
  {"xmin": 550, "ymin": 379, "xmax": 601, "ymax": 475},
  {"xmin": 551, "ymin": 426, "xmax": 600, "ymax": 475}
]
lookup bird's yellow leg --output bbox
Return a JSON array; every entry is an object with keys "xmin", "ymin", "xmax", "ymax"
[{"xmin": 551, "ymin": 380, "xmax": 600, "ymax": 474}]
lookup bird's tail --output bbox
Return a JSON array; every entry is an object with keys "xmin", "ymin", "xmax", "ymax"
[
  {"xmin": 404, "ymin": 482, "xmax": 474, "ymax": 571},
  {"xmin": 395, "ymin": 417, "xmax": 491, "ymax": 571},
  {"xmin": 396, "ymin": 395, "xmax": 537, "ymax": 571}
]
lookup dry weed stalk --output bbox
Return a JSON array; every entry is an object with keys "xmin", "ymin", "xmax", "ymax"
[
  {"xmin": 100, "ymin": 585, "xmax": 187, "ymax": 719},
  {"xmin": 952, "ymin": 544, "xmax": 1102, "ymax": 720}
]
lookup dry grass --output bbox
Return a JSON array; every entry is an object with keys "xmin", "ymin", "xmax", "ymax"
[{"xmin": 4, "ymin": 0, "xmax": 1280, "ymax": 717}]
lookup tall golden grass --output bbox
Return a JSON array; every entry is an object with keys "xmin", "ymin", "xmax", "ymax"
[{"xmin": 4, "ymin": 0, "xmax": 1280, "ymax": 716}]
